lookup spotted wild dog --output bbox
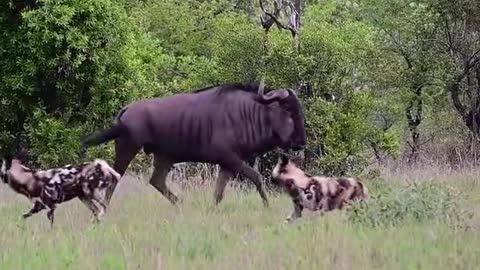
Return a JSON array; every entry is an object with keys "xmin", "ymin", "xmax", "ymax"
[
  {"xmin": 0, "ymin": 149, "xmax": 120, "ymax": 225},
  {"xmin": 271, "ymin": 154, "xmax": 368, "ymax": 223}
]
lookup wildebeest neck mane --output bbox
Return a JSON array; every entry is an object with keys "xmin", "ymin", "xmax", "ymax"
[{"xmin": 193, "ymin": 83, "xmax": 273, "ymax": 94}]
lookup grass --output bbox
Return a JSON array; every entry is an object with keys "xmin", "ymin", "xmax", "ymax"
[{"xmin": 1, "ymin": 169, "xmax": 480, "ymax": 270}]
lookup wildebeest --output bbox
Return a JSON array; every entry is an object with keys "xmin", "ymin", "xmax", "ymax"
[
  {"xmin": 0, "ymin": 149, "xmax": 120, "ymax": 225},
  {"xmin": 80, "ymin": 83, "xmax": 306, "ymax": 207},
  {"xmin": 271, "ymin": 154, "xmax": 368, "ymax": 223}
]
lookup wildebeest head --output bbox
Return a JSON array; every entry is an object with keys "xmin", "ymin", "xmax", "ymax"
[{"xmin": 256, "ymin": 84, "xmax": 306, "ymax": 151}]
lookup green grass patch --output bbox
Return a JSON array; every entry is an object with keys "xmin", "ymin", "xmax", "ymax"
[{"xmin": 0, "ymin": 176, "xmax": 479, "ymax": 269}]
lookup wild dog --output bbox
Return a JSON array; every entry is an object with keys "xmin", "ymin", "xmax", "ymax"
[
  {"xmin": 0, "ymin": 149, "xmax": 120, "ymax": 225},
  {"xmin": 271, "ymin": 154, "xmax": 368, "ymax": 223}
]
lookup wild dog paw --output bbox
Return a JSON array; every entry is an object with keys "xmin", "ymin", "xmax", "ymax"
[{"xmin": 284, "ymin": 217, "xmax": 295, "ymax": 224}]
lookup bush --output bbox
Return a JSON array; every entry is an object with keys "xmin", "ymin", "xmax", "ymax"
[
  {"xmin": 0, "ymin": 0, "xmax": 163, "ymax": 166},
  {"xmin": 348, "ymin": 180, "xmax": 471, "ymax": 228},
  {"xmin": 25, "ymin": 109, "xmax": 84, "ymax": 167}
]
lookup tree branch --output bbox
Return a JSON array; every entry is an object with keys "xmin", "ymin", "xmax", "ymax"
[
  {"xmin": 259, "ymin": 0, "xmax": 282, "ymax": 31},
  {"xmin": 448, "ymin": 55, "xmax": 480, "ymax": 119}
]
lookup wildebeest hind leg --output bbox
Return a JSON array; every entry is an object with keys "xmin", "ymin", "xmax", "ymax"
[
  {"xmin": 149, "ymin": 155, "xmax": 177, "ymax": 204},
  {"xmin": 106, "ymin": 140, "xmax": 140, "ymax": 204},
  {"xmin": 214, "ymin": 167, "xmax": 233, "ymax": 205}
]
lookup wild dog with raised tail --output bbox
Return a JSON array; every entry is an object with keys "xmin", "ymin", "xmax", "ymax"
[
  {"xmin": 0, "ymin": 149, "xmax": 120, "ymax": 225},
  {"xmin": 271, "ymin": 154, "xmax": 368, "ymax": 223}
]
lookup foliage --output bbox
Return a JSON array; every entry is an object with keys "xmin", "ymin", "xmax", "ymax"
[
  {"xmin": 24, "ymin": 109, "xmax": 84, "ymax": 167},
  {"xmin": 209, "ymin": 13, "xmax": 264, "ymax": 83},
  {"xmin": 0, "ymin": 0, "xmax": 162, "ymax": 163},
  {"xmin": 349, "ymin": 180, "xmax": 470, "ymax": 228},
  {"xmin": 1, "ymin": 0, "xmax": 479, "ymax": 171}
]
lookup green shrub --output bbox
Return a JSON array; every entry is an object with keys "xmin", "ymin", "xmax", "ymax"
[
  {"xmin": 25, "ymin": 109, "xmax": 84, "ymax": 167},
  {"xmin": 348, "ymin": 180, "xmax": 471, "ymax": 228}
]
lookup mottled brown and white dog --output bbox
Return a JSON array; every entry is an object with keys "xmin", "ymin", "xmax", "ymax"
[
  {"xmin": 271, "ymin": 154, "xmax": 368, "ymax": 223},
  {"xmin": 0, "ymin": 149, "xmax": 120, "ymax": 225}
]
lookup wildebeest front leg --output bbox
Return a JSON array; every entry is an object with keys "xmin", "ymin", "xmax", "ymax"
[
  {"xmin": 226, "ymin": 159, "xmax": 269, "ymax": 207},
  {"xmin": 214, "ymin": 167, "xmax": 233, "ymax": 205},
  {"xmin": 149, "ymin": 155, "xmax": 178, "ymax": 204}
]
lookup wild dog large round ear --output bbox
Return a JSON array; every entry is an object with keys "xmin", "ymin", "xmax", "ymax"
[
  {"xmin": 279, "ymin": 153, "xmax": 289, "ymax": 166},
  {"xmin": 16, "ymin": 148, "xmax": 28, "ymax": 163}
]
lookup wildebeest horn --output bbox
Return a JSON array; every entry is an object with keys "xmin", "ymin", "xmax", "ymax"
[{"xmin": 258, "ymin": 78, "xmax": 265, "ymax": 96}]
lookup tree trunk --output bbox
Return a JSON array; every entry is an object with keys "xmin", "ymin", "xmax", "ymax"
[{"xmin": 405, "ymin": 83, "xmax": 423, "ymax": 165}]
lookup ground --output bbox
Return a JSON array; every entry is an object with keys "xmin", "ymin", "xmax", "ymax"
[{"xmin": 0, "ymin": 167, "xmax": 480, "ymax": 270}]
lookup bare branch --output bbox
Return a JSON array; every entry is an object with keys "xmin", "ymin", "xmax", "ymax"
[
  {"xmin": 264, "ymin": 11, "xmax": 290, "ymax": 30},
  {"xmin": 259, "ymin": 0, "xmax": 283, "ymax": 31}
]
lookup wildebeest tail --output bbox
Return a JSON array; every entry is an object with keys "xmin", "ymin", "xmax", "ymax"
[{"xmin": 80, "ymin": 123, "xmax": 126, "ymax": 149}]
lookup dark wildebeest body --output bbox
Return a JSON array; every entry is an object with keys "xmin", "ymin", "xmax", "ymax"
[{"xmin": 81, "ymin": 84, "xmax": 306, "ymax": 207}]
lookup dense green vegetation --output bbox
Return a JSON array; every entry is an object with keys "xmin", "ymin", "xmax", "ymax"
[{"xmin": 1, "ymin": 0, "xmax": 479, "ymax": 174}]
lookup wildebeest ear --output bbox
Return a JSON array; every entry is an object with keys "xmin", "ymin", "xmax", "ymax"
[{"xmin": 256, "ymin": 89, "xmax": 290, "ymax": 104}]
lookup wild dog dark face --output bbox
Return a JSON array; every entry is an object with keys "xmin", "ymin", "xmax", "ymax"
[{"xmin": 271, "ymin": 154, "xmax": 310, "ymax": 188}]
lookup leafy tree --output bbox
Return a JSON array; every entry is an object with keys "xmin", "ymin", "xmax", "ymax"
[{"xmin": 0, "ymin": 0, "xmax": 162, "ymax": 166}]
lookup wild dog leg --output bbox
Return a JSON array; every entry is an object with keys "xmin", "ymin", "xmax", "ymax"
[
  {"xmin": 285, "ymin": 202, "xmax": 303, "ymax": 223},
  {"xmin": 46, "ymin": 205, "xmax": 56, "ymax": 226},
  {"xmin": 22, "ymin": 201, "xmax": 45, "ymax": 219},
  {"xmin": 92, "ymin": 189, "xmax": 108, "ymax": 210},
  {"xmin": 92, "ymin": 189, "xmax": 109, "ymax": 221},
  {"xmin": 149, "ymin": 155, "xmax": 177, "ymax": 204},
  {"xmin": 213, "ymin": 167, "xmax": 233, "ymax": 205},
  {"xmin": 330, "ymin": 186, "xmax": 351, "ymax": 210},
  {"xmin": 79, "ymin": 196, "xmax": 102, "ymax": 223}
]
